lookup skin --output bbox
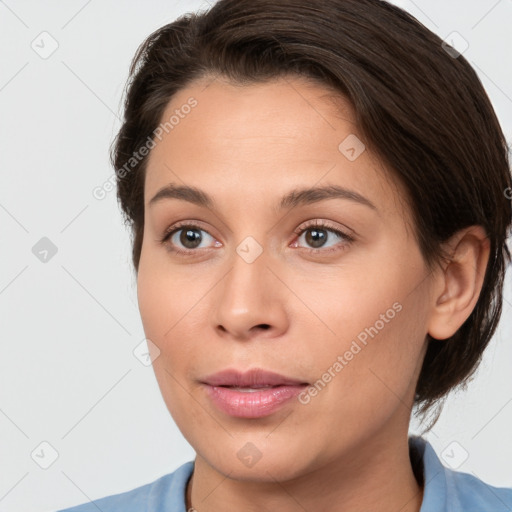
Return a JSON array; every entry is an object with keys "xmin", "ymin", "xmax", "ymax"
[{"xmin": 136, "ymin": 75, "xmax": 490, "ymax": 512}]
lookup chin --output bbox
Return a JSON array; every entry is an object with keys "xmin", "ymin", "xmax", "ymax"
[{"xmin": 196, "ymin": 436, "xmax": 320, "ymax": 483}]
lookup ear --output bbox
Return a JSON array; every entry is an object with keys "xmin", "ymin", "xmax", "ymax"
[{"xmin": 427, "ymin": 225, "xmax": 491, "ymax": 340}]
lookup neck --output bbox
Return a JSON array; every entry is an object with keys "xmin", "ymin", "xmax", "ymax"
[{"xmin": 185, "ymin": 432, "xmax": 424, "ymax": 512}]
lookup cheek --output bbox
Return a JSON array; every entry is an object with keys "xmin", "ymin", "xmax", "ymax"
[
  {"xmin": 136, "ymin": 254, "xmax": 186, "ymax": 379},
  {"xmin": 136, "ymin": 259, "xmax": 201, "ymax": 425},
  {"xmin": 136, "ymin": 262, "xmax": 169, "ymax": 340},
  {"xmin": 299, "ymin": 251, "xmax": 429, "ymax": 403},
  {"xmin": 297, "ymin": 285, "xmax": 428, "ymax": 454},
  {"xmin": 137, "ymin": 247, "xmax": 200, "ymax": 340},
  {"xmin": 136, "ymin": 253, "xmax": 213, "ymax": 374}
]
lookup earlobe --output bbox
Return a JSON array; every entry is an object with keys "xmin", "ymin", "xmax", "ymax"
[{"xmin": 427, "ymin": 226, "xmax": 490, "ymax": 341}]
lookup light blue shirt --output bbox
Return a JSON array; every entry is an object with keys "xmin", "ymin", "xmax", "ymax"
[{"xmin": 56, "ymin": 435, "xmax": 512, "ymax": 511}]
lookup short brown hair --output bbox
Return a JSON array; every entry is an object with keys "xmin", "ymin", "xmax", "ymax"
[{"xmin": 110, "ymin": 0, "xmax": 512, "ymax": 427}]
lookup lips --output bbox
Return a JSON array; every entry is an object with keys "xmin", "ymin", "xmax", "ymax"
[
  {"xmin": 200, "ymin": 368, "xmax": 309, "ymax": 418},
  {"xmin": 200, "ymin": 367, "xmax": 309, "ymax": 388}
]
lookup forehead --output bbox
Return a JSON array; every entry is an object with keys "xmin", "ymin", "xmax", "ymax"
[{"xmin": 144, "ymin": 76, "xmax": 406, "ymax": 220}]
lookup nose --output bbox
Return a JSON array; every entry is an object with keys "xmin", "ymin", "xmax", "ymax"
[{"xmin": 211, "ymin": 243, "xmax": 289, "ymax": 342}]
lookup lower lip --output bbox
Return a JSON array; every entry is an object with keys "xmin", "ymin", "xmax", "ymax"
[{"xmin": 203, "ymin": 384, "xmax": 307, "ymax": 418}]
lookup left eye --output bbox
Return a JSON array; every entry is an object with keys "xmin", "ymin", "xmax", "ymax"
[{"xmin": 293, "ymin": 222, "xmax": 354, "ymax": 251}]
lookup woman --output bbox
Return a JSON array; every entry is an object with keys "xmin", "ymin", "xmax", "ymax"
[{"xmin": 58, "ymin": 0, "xmax": 512, "ymax": 510}]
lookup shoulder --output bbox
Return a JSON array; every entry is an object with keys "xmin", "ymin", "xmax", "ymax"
[
  {"xmin": 444, "ymin": 464, "xmax": 512, "ymax": 510},
  {"xmin": 55, "ymin": 460, "xmax": 195, "ymax": 512},
  {"xmin": 409, "ymin": 435, "xmax": 512, "ymax": 512}
]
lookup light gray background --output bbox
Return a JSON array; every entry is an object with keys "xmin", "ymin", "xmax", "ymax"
[{"xmin": 0, "ymin": 1, "xmax": 511, "ymax": 511}]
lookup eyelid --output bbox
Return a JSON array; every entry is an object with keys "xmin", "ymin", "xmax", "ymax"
[
  {"xmin": 160, "ymin": 219, "xmax": 213, "ymax": 239},
  {"xmin": 293, "ymin": 218, "xmax": 355, "ymax": 238}
]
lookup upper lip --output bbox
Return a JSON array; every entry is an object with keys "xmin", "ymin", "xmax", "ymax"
[{"xmin": 201, "ymin": 368, "xmax": 309, "ymax": 387}]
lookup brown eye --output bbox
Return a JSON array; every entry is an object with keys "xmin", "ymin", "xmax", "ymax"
[
  {"xmin": 294, "ymin": 221, "xmax": 354, "ymax": 253},
  {"xmin": 160, "ymin": 222, "xmax": 219, "ymax": 255},
  {"xmin": 304, "ymin": 227, "xmax": 329, "ymax": 248},
  {"xmin": 178, "ymin": 227, "xmax": 203, "ymax": 249}
]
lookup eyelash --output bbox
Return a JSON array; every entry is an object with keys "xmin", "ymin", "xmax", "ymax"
[{"xmin": 159, "ymin": 220, "xmax": 355, "ymax": 256}]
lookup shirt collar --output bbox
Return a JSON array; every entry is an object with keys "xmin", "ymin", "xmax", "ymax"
[{"xmin": 410, "ymin": 435, "xmax": 451, "ymax": 511}]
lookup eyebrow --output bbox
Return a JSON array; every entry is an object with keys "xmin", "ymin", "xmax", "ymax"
[{"xmin": 148, "ymin": 183, "xmax": 377, "ymax": 212}]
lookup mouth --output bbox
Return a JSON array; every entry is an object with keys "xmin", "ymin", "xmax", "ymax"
[
  {"xmin": 199, "ymin": 368, "xmax": 309, "ymax": 418},
  {"xmin": 201, "ymin": 367, "xmax": 309, "ymax": 388}
]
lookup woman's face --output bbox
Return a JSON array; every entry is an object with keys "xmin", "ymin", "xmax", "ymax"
[{"xmin": 137, "ymin": 75, "xmax": 435, "ymax": 480}]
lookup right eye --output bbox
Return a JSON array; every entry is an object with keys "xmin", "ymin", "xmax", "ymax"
[{"xmin": 160, "ymin": 222, "xmax": 221, "ymax": 255}]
